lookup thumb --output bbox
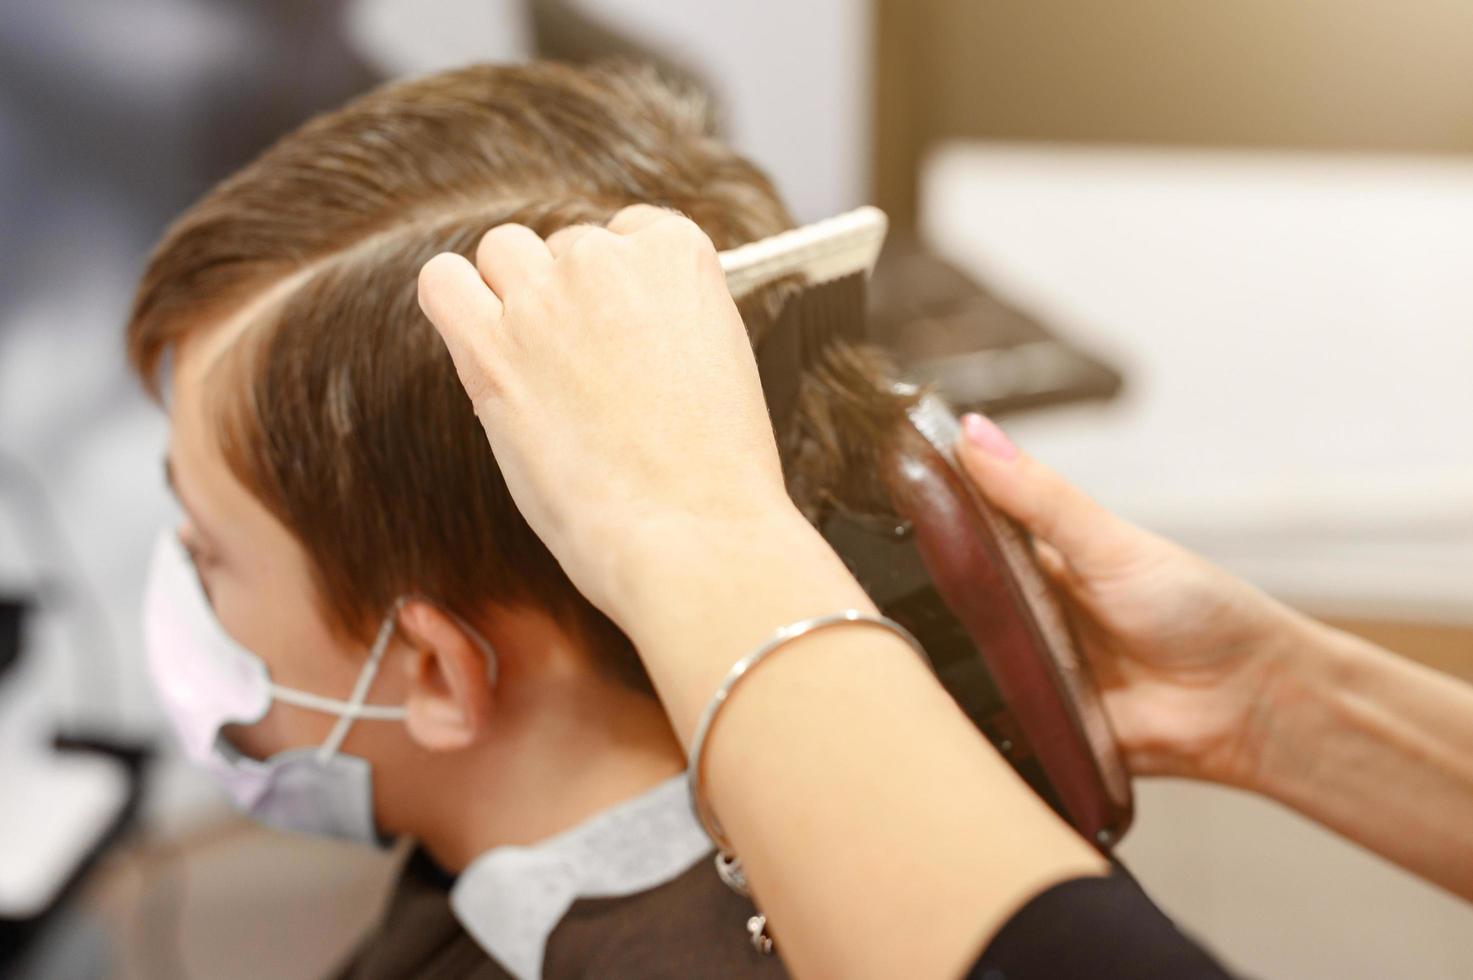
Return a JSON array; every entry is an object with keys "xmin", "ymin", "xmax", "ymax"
[{"xmin": 955, "ymin": 413, "xmax": 1135, "ymax": 574}]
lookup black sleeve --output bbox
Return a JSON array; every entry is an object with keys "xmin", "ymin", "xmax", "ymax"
[{"xmin": 966, "ymin": 868, "xmax": 1236, "ymax": 980}]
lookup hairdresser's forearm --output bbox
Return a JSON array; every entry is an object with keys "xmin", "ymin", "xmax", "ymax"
[
  {"xmin": 611, "ymin": 509, "xmax": 1107, "ymax": 980},
  {"xmin": 1243, "ymin": 615, "xmax": 1473, "ymax": 899}
]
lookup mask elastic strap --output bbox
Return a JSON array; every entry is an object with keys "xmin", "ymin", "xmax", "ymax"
[
  {"xmin": 443, "ymin": 608, "xmax": 499, "ymax": 687},
  {"xmin": 316, "ymin": 599, "xmax": 406, "ymax": 763},
  {"xmin": 270, "ymin": 688, "xmax": 408, "ymax": 721}
]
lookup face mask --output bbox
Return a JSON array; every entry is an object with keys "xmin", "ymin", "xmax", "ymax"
[{"xmin": 142, "ymin": 530, "xmax": 496, "ymax": 845}]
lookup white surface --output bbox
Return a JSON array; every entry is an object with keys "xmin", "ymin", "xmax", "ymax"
[
  {"xmin": 922, "ymin": 144, "xmax": 1473, "ymax": 623},
  {"xmin": 346, "ymin": 0, "xmax": 532, "ymax": 74},
  {"xmin": 0, "ymin": 733, "xmax": 129, "ymax": 917},
  {"xmin": 349, "ymin": 0, "xmax": 871, "ymax": 224},
  {"xmin": 590, "ymin": 0, "xmax": 870, "ymax": 222}
]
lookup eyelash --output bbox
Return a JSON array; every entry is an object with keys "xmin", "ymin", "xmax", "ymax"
[
  {"xmin": 178, "ymin": 527, "xmax": 220, "ymax": 570},
  {"xmin": 178, "ymin": 535, "xmax": 222, "ymax": 607}
]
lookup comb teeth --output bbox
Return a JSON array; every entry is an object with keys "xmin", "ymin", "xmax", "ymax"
[
  {"xmin": 756, "ymin": 272, "xmax": 869, "ymax": 427},
  {"xmin": 721, "ymin": 206, "xmax": 890, "ymax": 432},
  {"xmin": 791, "ymin": 272, "xmax": 868, "ymax": 363}
]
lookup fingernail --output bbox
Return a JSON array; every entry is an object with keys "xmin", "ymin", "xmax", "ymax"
[{"xmin": 962, "ymin": 413, "xmax": 1018, "ymax": 461}]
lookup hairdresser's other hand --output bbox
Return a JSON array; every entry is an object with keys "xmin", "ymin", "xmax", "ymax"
[
  {"xmin": 417, "ymin": 206, "xmax": 795, "ymax": 612},
  {"xmin": 955, "ymin": 415, "xmax": 1302, "ymax": 788}
]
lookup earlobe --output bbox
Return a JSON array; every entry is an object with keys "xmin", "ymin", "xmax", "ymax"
[{"xmin": 399, "ymin": 601, "xmax": 497, "ymax": 752}]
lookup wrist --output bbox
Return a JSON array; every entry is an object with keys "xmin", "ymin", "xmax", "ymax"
[
  {"xmin": 601, "ymin": 503, "xmax": 877, "ymax": 741},
  {"xmin": 1219, "ymin": 610, "xmax": 1351, "ymax": 797},
  {"xmin": 604, "ymin": 501, "xmax": 820, "ymax": 612}
]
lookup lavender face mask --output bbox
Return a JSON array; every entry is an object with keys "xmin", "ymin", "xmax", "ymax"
[{"xmin": 142, "ymin": 532, "xmax": 494, "ymax": 845}]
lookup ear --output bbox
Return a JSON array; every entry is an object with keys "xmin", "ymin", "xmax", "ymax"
[{"xmin": 398, "ymin": 599, "xmax": 497, "ymax": 752}]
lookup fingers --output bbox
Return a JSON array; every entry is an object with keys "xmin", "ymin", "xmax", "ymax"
[
  {"xmin": 417, "ymin": 252, "xmax": 504, "ymax": 406},
  {"xmin": 500, "ymin": 207, "xmax": 706, "ymax": 275},
  {"xmin": 956, "ymin": 413, "xmax": 1135, "ymax": 574},
  {"xmin": 606, "ymin": 203, "xmax": 682, "ymax": 235},
  {"xmin": 546, "ymin": 223, "xmax": 598, "ymax": 257},
  {"xmin": 607, "ymin": 204, "xmax": 723, "ymax": 289},
  {"xmin": 550, "ymin": 207, "xmax": 684, "ymax": 258},
  {"xmin": 475, "ymin": 223, "xmax": 553, "ymax": 297}
]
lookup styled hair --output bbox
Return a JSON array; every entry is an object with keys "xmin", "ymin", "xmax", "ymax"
[{"xmin": 127, "ymin": 61, "xmax": 911, "ymax": 687}]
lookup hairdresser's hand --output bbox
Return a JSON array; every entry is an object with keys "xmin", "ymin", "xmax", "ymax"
[
  {"xmin": 955, "ymin": 415, "xmax": 1303, "ymax": 788},
  {"xmin": 421, "ymin": 214, "xmax": 1119, "ymax": 979},
  {"xmin": 417, "ymin": 206, "xmax": 796, "ymax": 612}
]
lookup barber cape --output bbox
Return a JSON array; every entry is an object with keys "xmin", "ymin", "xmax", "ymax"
[{"xmin": 333, "ymin": 776, "xmax": 790, "ymax": 979}]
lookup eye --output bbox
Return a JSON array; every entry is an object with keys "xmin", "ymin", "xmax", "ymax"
[
  {"xmin": 178, "ymin": 523, "xmax": 220, "ymax": 571},
  {"xmin": 176, "ymin": 530, "xmax": 220, "ymax": 606}
]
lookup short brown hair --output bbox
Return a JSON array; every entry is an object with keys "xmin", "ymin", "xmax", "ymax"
[{"xmin": 128, "ymin": 62, "xmax": 911, "ymax": 686}]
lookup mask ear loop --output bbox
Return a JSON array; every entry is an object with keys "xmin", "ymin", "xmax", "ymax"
[
  {"xmin": 315, "ymin": 597, "xmax": 407, "ymax": 763},
  {"xmin": 440, "ymin": 607, "xmax": 499, "ymax": 688}
]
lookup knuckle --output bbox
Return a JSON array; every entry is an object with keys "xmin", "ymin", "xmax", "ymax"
[
  {"xmin": 476, "ymin": 223, "xmax": 529, "ymax": 261},
  {"xmin": 548, "ymin": 223, "xmax": 590, "ymax": 247},
  {"xmin": 615, "ymin": 202, "xmax": 663, "ymax": 221},
  {"xmin": 655, "ymin": 214, "xmax": 711, "ymax": 248},
  {"xmin": 565, "ymin": 225, "xmax": 612, "ymax": 259}
]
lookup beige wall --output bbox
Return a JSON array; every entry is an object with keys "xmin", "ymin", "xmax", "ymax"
[{"xmin": 875, "ymin": 0, "xmax": 1473, "ymax": 224}]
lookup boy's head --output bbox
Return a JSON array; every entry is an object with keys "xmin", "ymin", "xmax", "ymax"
[{"xmin": 131, "ymin": 62, "xmax": 908, "ymax": 851}]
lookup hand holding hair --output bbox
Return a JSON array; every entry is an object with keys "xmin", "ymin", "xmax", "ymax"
[
  {"xmin": 418, "ymin": 206, "xmax": 1472, "ymax": 980},
  {"xmin": 418, "ymin": 205, "xmax": 792, "ymax": 620},
  {"xmin": 419, "ymin": 207, "xmax": 1110, "ymax": 980}
]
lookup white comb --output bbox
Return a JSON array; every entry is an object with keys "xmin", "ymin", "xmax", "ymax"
[{"xmin": 718, "ymin": 205, "xmax": 889, "ymax": 301}]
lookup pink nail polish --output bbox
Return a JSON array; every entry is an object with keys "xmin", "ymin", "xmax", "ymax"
[{"xmin": 962, "ymin": 413, "xmax": 1018, "ymax": 461}]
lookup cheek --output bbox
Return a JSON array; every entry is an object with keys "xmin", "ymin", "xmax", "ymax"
[{"xmin": 208, "ymin": 562, "xmax": 357, "ymax": 757}]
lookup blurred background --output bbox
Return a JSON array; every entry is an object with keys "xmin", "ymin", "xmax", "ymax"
[{"xmin": 1, "ymin": 1, "xmax": 1470, "ymax": 977}]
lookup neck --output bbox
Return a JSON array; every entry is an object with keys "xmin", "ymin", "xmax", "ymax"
[{"xmin": 415, "ymin": 677, "xmax": 686, "ymax": 873}]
